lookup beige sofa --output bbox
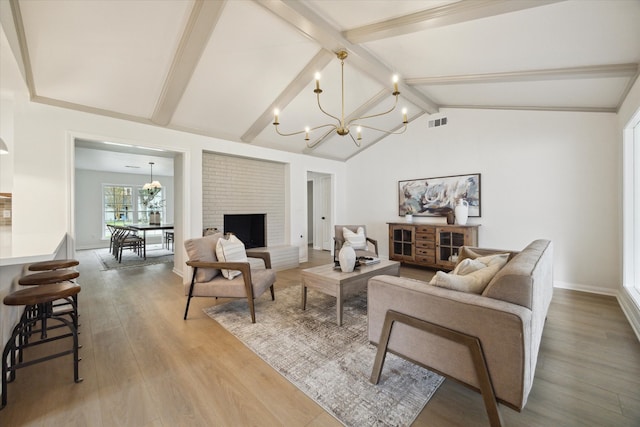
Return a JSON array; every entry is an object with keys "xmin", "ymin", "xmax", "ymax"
[{"xmin": 368, "ymin": 239, "xmax": 553, "ymax": 426}]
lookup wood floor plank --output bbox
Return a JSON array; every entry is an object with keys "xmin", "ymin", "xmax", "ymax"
[{"xmin": 0, "ymin": 249, "xmax": 638, "ymax": 426}]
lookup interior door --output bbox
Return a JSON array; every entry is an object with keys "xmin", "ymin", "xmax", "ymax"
[{"xmin": 320, "ymin": 175, "xmax": 332, "ymax": 251}]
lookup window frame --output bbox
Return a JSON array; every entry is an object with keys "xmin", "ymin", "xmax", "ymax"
[
  {"xmin": 102, "ymin": 183, "xmax": 167, "ymax": 239},
  {"xmin": 623, "ymin": 107, "xmax": 640, "ymax": 303}
]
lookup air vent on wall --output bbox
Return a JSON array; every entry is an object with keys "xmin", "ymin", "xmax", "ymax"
[{"xmin": 428, "ymin": 117, "xmax": 448, "ymax": 128}]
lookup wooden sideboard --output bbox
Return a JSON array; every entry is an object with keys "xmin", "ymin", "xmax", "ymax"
[{"xmin": 388, "ymin": 222, "xmax": 480, "ymax": 270}]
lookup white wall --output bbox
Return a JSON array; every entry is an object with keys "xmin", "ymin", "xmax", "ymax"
[
  {"xmin": 5, "ymin": 93, "xmax": 347, "ymax": 279},
  {"xmin": 346, "ymin": 108, "xmax": 619, "ymax": 295},
  {"xmin": 74, "ymin": 169, "xmax": 174, "ymax": 249},
  {"xmin": 7, "ymin": 81, "xmax": 630, "ymax": 296},
  {"xmin": 0, "ymin": 94, "xmax": 14, "ymax": 194}
]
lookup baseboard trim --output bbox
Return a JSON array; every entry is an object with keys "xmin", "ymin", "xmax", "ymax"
[
  {"xmin": 553, "ymin": 281, "xmax": 618, "ymax": 297},
  {"xmin": 618, "ymin": 289, "xmax": 640, "ymax": 342}
]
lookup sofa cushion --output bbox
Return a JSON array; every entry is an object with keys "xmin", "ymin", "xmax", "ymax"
[
  {"xmin": 343, "ymin": 227, "xmax": 367, "ymax": 250},
  {"xmin": 184, "ymin": 232, "xmax": 224, "ymax": 282},
  {"xmin": 216, "ymin": 234, "xmax": 248, "ymax": 279}
]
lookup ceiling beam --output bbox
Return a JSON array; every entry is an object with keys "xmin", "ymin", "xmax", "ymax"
[
  {"xmin": 241, "ymin": 48, "xmax": 334, "ymax": 143},
  {"xmin": 255, "ymin": 0, "xmax": 439, "ymax": 115},
  {"xmin": 344, "ymin": 0, "xmax": 567, "ymax": 44},
  {"xmin": 151, "ymin": 0, "xmax": 226, "ymax": 126},
  {"xmin": 405, "ymin": 63, "xmax": 640, "ymax": 86},
  {"xmin": 6, "ymin": 0, "xmax": 36, "ymax": 98},
  {"xmin": 443, "ymin": 104, "xmax": 618, "ymax": 113},
  {"xmin": 345, "ymin": 111, "xmax": 426, "ymax": 161}
]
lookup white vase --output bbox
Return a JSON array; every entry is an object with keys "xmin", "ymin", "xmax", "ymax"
[
  {"xmin": 454, "ymin": 200, "xmax": 469, "ymax": 225},
  {"xmin": 405, "ymin": 214, "xmax": 413, "ymax": 222},
  {"xmin": 338, "ymin": 244, "xmax": 356, "ymax": 273}
]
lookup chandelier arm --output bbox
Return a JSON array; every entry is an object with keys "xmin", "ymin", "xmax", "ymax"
[
  {"xmin": 306, "ymin": 127, "xmax": 336, "ymax": 149},
  {"xmin": 316, "ymin": 93, "xmax": 342, "ymax": 124},
  {"xmin": 350, "ymin": 123, "xmax": 408, "ymax": 135},
  {"xmin": 274, "ymin": 125, "xmax": 308, "ymax": 137},
  {"xmin": 275, "ymin": 123, "xmax": 337, "ymax": 138},
  {"xmin": 308, "ymin": 124, "xmax": 338, "ymax": 132},
  {"xmin": 348, "ymin": 132, "xmax": 361, "ymax": 148},
  {"xmin": 347, "ymin": 95, "xmax": 399, "ymax": 125}
]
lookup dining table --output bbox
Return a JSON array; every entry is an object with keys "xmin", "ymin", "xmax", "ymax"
[{"xmin": 128, "ymin": 223, "xmax": 174, "ymax": 259}]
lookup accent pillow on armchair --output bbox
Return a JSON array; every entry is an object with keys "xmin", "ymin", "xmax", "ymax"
[{"xmin": 334, "ymin": 225, "xmax": 378, "ymax": 260}]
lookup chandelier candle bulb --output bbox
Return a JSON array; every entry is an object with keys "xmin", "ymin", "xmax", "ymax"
[
  {"xmin": 357, "ymin": 127, "xmax": 362, "ymax": 140},
  {"xmin": 402, "ymin": 108, "xmax": 408, "ymax": 124},
  {"xmin": 315, "ymin": 72, "xmax": 321, "ymax": 92},
  {"xmin": 393, "ymin": 75, "xmax": 399, "ymax": 94},
  {"xmin": 273, "ymin": 109, "xmax": 279, "ymax": 125},
  {"xmin": 305, "ymin": 127, "xmax": 310, "ymax": 141}
]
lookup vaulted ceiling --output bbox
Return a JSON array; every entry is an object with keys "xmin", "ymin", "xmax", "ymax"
[{"xmin": 2, "ymin": 0, "xmax": 639, "ymax": 161}]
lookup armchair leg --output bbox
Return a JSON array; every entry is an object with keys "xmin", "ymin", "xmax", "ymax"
[
  {"xmin": 370, "ymin": 310, "xmax": 504, "ymax": 427},
  {"xmin": 247, "ymin": 298, "xmax": 256, "ymax": 323},
  {"xmin": 270, "ymin": 285, "xmax": 275, "ymax": 301},
  {"xmin": 184, "ymin": 269, "xmax": 198, "ymax": 320}
]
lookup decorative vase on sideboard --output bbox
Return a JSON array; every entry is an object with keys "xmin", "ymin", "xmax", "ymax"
[
  {"xmin": 454, "ymin": 200, "xmax": 469, "ymax": 225},
  {"xmin": 150, "ymin": 212, "xmax": 161, "ymax": 225},
  {"xmin": 338, "ymin": 243, "xmax": 356, "ymax": 273}
]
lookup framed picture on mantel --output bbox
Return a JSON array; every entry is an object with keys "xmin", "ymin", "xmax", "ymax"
[{"xmin": 398, "ymin": 173, "xmax": 481, "ymax": 217}]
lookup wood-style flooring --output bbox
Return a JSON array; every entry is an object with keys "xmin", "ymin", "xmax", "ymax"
[{"xmin": 0, "ymin": 248, "xmax": 638, "ymax": 426}]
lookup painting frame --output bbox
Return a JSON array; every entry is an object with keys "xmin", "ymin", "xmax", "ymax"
[{"xmin": 398, "ymin": 173, "xmax": 481, "ymax": 217}]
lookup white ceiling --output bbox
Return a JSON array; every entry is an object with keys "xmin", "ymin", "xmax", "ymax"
[{"xmin": 1, "ymin": 0, "xmax": 639, "ymax": 163}]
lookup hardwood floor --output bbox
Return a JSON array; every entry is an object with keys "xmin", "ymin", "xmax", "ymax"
[{"xmin": 1, "ymin": 249, "xmax": 639, "ymax": 426}]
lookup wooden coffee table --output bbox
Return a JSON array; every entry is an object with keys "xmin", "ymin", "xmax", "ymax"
[{"xmin": 301, "ymin": 260, "xmax": 400, "ymax": 326}]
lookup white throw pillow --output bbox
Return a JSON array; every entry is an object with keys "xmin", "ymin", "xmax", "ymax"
[
  {"xmin": 215, "ymin": 234, "xmax": 248, "ymax": 279},
  {"xmin": 452, "ymin": 258, "xmax": 487, "ymax": 276},
  {"xmin": 429, "ymin": 263, "xmax": 502, "ymax": 294},
  {"xmin": 475, "ymin": 253, "xmax": 510, "ymax": 269},
  {"xmin": 342, "ymin": 227, "xmax": 367, "ymax": 250}
]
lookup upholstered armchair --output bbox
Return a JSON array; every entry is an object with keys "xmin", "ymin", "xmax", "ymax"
[
  {"xmin": 333, "ymin": 225, "xmax": 378, "ymax": 260},
  {"xmin": 183, "ymin": 232, "xmax": 276, "ymax": 323}
]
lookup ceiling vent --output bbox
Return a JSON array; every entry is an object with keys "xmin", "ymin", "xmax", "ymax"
[{"xmin": 428, "ymin": 117, "xmax": 448, "ymax": 128}]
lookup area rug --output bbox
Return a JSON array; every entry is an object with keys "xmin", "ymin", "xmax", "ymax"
[
  {"xmin": 94, "ymin": 244, "xmax": 174, "ymax": 270},
  {"xmin": 204, "ymin": 286, "xmax": 443, "ymax": 427}
]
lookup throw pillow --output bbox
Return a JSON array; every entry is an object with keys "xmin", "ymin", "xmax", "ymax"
[
  {"xmin": 184, "ymin": 232, "xmax": 224, "ymax": 282},
  {"xmin": 429, "ymin": 263, "xmax": 503, "ymax": 294},
  {"xmin": 452, "ymin": 258, "xmax": 487, "ymax": 276},
  {"xmin": 342, "ymin": 227, "xmax": 367, "ymax": 250},
  {"xmin": 475, "ymin": 253, "xmax": 510, "ymax": 269},
  {"xmin": 215, "ymin": 234, "xmax": 248, "ymax": 279}
]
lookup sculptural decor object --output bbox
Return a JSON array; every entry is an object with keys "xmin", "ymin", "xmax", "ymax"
[{"xmin": 338, "ymin": 243, "xmax": 357, "ymax": 273}]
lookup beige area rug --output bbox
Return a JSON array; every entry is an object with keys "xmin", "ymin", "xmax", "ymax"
[
  {"xmin": 93, "ymin": 244, "xmax": 174, "ymax": 270},
  {"xmin": 204, "ymin": 285, "xmax": 443, "ymax": 427}
]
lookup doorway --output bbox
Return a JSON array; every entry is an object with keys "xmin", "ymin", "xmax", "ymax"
[{"xmin": 307, "ymin": 171, "xmax": 333, "ymax": 251}]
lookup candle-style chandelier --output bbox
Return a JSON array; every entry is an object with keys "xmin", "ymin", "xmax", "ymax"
[{"xmin": 273, "ymin": 50, "xmax": 408, "ymax": 148}]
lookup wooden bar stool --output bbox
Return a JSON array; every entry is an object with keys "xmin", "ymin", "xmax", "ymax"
[
  {"xmin": 18, "ymin": 269, "xmax": 80, "ymax": 339},
  {"xmin": 27, "ymin": 259, "xmax": 79, "ymax": 271},
  {"xmin": 1, "ymin": 282, "xmax": 83, "ymax": 409},
  {"xmin": 19, "ymin": 269, "xmax": 79, "ymax": 286}
]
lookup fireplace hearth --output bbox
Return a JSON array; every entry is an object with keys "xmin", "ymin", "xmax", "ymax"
[{"xmin": 223, "ymin": 214, "xmax": 266, "ymax": 249}]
